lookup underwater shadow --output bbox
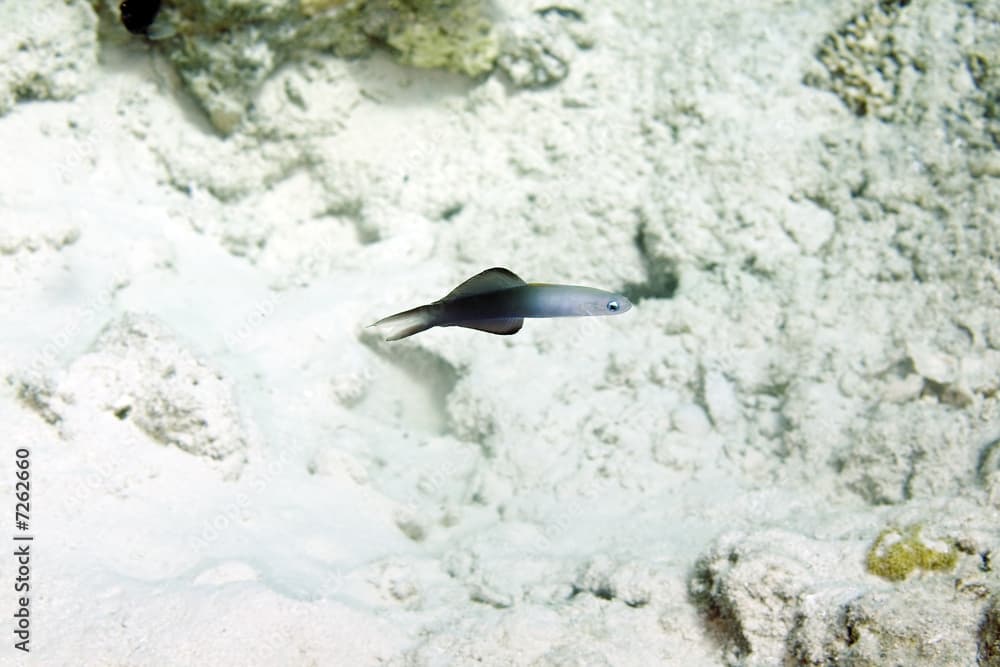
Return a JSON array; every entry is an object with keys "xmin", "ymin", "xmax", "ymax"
[{"xmin": 621, "ymin": 227, "xmax": 679, "ymax": 303}]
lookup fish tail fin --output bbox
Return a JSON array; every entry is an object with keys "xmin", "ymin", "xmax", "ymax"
[{"xmin": 368, "ymin": 304, "xmax": 436, "ymax": 341}]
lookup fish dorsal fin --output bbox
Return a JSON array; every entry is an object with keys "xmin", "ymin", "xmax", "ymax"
[
  {"xmin": 454, "ymin": 318, "xmax": 524, "ymax": 336},
  {"xmin": 441, "ymin": 267, "xmax": 526, "ymax": 301}
]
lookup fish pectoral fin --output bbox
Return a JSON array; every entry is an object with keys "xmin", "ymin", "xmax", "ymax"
[
  {"xmin": 442, "ymin": 267, "xmax": 526, "ymax": 300},
  {"xmin": 453, "ymin": 318, "xmax": 524, "ymax": 336}
]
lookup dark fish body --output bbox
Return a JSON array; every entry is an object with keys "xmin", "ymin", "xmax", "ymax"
[
  {"xmin": 120, "ymin": 0, "xmax": 161, "ymax": 35},
  {"xmin": 371, "ymin": 268, "xmax": 632, "ymax": 341},
  {"xmin": 436, "ymin": 284, "xmax": 622, "ymax": 321}
]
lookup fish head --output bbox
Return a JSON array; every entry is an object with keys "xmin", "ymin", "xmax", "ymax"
[
  {"xmin": 603, "ymin": 293, "xmax": 632, "ymax": 315},
  {"xmin": 576, "ymin": 289, "xmax": 632, "ymax": 316}
]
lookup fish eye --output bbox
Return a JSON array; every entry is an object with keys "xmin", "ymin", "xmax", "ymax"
[{"xmin": 606, "ymin": 300, "xmax": 619, "ymax": 312}]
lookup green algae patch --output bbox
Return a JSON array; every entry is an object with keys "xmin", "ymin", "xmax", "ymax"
[
  {"xmin": 866, "ymin": 524, "xmax": 958, "ymax": 582},
  {"xmin": 301, "ymin": 0, "xmax": 499, "ymax": 77},
  {"xmin": 382, "ymin": 0, "xmax": 499, "ymax": 77}
]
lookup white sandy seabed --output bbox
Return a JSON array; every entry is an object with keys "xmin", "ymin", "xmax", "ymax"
[{"xmin": 1, "ymin": 0, "xmax": 999, "ymax": 664}]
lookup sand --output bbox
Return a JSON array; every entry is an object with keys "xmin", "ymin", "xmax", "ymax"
[{"xmin": 1, "ymin": 0, "xmax": 999, "ymax": 664}]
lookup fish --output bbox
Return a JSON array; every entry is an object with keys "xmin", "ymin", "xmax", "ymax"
[
  {"xmin": 370, "ymin": 267, "xmax": 632, "ymax": 341},
  {"xmin": 119, "ymin": 0, "xmax": 161, "ymax": 35},
  {"xmin": 120, "ymin": 0, "xmax": 176, "ymax": 39}
]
